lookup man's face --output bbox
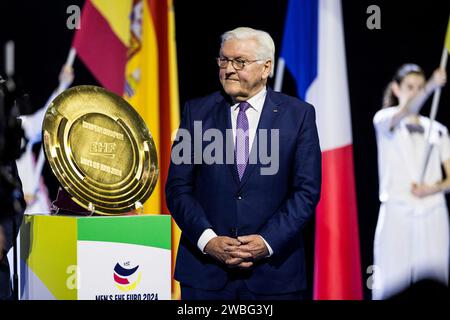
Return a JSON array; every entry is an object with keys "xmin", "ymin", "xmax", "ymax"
[{"xmin": 219, "ymin": 38, "xmax": 271, "ymax": 102}]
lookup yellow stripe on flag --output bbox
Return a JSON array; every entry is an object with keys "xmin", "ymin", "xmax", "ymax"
[
  {"xmin": 91, "ymin": 0, "xmax": 133, "ymax": 47},
  {"xmin": 124, "ymin": 0, "xmax": 161, "ymax": 215},
  {"xmin": 445, "ymin": 16, "xmax": 450, "ymax": 53}
]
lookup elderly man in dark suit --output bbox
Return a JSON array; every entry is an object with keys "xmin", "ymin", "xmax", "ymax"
[{"xmin": 166, "ymin": 27, "xmax": 321, "ymax": 300}]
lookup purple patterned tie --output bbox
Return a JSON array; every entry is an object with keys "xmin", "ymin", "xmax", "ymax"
[{"xmin": 235, "ymin": 101, "xmax": 250, "ymax": 180}]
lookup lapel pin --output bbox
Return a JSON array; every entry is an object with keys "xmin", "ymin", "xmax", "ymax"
[{"xmin": 273, "ymin": 108, "xmax": 278, "ymax": 112}]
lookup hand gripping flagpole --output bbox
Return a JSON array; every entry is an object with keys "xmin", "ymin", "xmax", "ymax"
[{"xmin": 419, "ymin": 30, "xmax": 449, "ymax": 184}]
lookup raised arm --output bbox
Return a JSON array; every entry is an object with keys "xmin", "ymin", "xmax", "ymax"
[{"xmin": 389, "ymin": 68, "xmax": 446, "ymax": 130}]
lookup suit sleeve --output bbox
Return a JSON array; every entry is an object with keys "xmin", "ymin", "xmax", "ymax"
[
  {"xmin": 165, "ymin": 101, "xmax": 214, "ymax": 246},
  {"xmin": 259, "ymin": 104, "xmax": 321, "ymax": 257},
  {"xmin": 0, "ymin": 162, "xmax": 25, "ymax": 255}
]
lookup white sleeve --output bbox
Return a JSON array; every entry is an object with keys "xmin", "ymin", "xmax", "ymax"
[
  {"xmin": 197, "ymin": 228, "xmax": 217, "ymax": 254},
  {"xmin": 20, "ymin": 89, "xmax": 62, "ymax": 144},
  {"xmin": 439, "ymin": 127, "xmax": 450, "ymax": 163},
  {"xmin": 259, "ymin": 235, "xmax": 273, "ymax": 257},
  {"xmin": 373, "ymin": 107, "xmax": 399, "ymax": 134},
  {"xmin": 20, "ymin": 107, "xmax": 47, "ymax": 144}
]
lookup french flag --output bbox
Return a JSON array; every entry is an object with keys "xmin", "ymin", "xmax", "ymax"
[{"xmin": 275, "ymin": 0, "xmax": 363, "ymax": 299}]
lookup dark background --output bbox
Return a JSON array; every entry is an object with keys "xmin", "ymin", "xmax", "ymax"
[{"xmin": 1, "ymin": 0, "xmax": 449, "ymax": 299}]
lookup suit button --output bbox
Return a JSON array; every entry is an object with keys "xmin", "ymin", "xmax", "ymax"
[{"xmin": 236, "ymin": 194, "xmax": 242, "ymax": 200}]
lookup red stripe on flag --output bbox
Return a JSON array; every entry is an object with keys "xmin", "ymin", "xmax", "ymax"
[
  {"xmin": 73, "ymin": 0, "xmax": 127, "ymax": 95},
  {"xmin": 147, "ymin": 0, "xmax": 172, "ymax": 215},
  {"xmin": 148, "ymin": 0, "xmax": 178, "ymax": 298},
  {"xmin": 313, "ymin": 144, "xmax": 363, "ymax": 300}
]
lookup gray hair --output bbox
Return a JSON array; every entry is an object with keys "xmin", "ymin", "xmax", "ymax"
[{"xmin": 221, "ymin": 27, "xmax": 275, "ymax": 77}]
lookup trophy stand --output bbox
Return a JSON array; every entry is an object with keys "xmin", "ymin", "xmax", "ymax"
[
  {"xmin": 51, "ymin": 187, "xmax": 95, "ymax": 216},
  {"xmin": 18, "ymin": 85, "xmax": 169, "ymax": 301}
]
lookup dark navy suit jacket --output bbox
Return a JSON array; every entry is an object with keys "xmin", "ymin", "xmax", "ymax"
[
  {"xmin": 166, "ymin": 88, "xmax": 321, "ymax": 294},
  {"xmin": 0, "ymin": 161, "xmax": 25, "ymax": 299}
]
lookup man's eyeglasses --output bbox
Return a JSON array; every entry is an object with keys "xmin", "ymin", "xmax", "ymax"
[{"xmin": 217, "ymin": 57, "xmax": 263, "ymax": 70}]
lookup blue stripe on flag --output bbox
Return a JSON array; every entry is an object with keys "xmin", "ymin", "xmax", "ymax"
[{"xmin": 280, "ymin": 0, "xmax": 318, "ymax": 100}]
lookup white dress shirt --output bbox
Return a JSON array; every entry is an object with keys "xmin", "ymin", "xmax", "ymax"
[{"xmin": 197, "ymin": 87, "xmax": 273, "ymax": 256}]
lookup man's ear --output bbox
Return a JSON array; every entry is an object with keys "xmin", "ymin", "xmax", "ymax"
[{"xmin": 262, "ymin": 60, "xmax": 272, "ymax": 80}]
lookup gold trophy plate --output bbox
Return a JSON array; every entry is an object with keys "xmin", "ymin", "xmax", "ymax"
[{"xmin": 42, "ymin": 85, "xmax": 158, "ymax": 215}]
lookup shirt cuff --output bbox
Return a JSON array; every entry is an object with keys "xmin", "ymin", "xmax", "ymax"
[
  {"xmin": 259, "ymin": 235, "xmax": 273, "ymax": 257},
  {"xmin": 197, "ymin": 228, "xmax": 218, "ymax": 254}
]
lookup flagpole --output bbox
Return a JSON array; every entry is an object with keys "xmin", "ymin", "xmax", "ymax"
[
  {"xmin": 274, "ymin": 57, "xmax": 285, "ymax": 92},
  {"xmin": 66, "ymin": 47, "xmax": 77, "ymax": 67},
  {"xmin": 419, "ymin": 38, "xmax": 448, "ymax": 184},
  {"xmin": 5, "ymin": 41, "xmax": 15, "ymax": 78},
  {"xmin": 33, "ymin": 48, "xmax": 77, "ymax": 196}
]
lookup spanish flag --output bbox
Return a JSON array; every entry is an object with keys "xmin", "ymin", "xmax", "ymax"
[{"xmin": 73, "ymin": 0, "xmax": 181, "ymax": 299}]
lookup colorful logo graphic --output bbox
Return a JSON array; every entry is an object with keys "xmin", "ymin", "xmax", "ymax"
[{"xmin": 113, "ymin": 262, "xmax": 142, "ymax": 292}]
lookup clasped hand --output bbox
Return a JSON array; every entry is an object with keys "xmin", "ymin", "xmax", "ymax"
[
  {"xmin": 204, "ymin": 235, "xmax": 269, "ymax": 269},
  {"xmin": 411, "ymin": 183, "xmax": 440, "ymax": 198}
]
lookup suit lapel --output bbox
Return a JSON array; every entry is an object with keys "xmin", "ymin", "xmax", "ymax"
[{"xmin": 214, "ymin": 93, "xmax": 240, "ymax": 186}]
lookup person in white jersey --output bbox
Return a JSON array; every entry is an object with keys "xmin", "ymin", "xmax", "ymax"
[{"xmin": 373, "ymin": 63, "xmax": 449, "ymax": 299}]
